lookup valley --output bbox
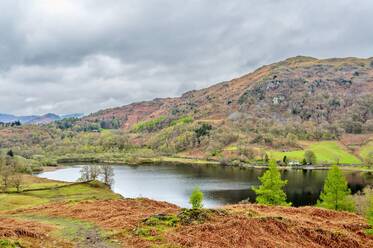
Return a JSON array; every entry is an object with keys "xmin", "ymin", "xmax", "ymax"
[{"xmin": 1, "ymin": 56, "xmax": 373, "ymax": 247}]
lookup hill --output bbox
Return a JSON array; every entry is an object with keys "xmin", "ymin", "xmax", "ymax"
[
  {"xmin": 73, "ymin": 56, "xmax": 373, "ymax": 165},
  {"xmin": 0, "ymin": 113, "xmax": 84, "ymax": 124},
  {"xmin": 84, "ymin": 56, "xmax": 373, "ymax": 132}
]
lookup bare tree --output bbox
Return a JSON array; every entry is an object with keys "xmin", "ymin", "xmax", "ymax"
[
  {"xmin": 79, "ymin": 165, "xmax": 101, "ymax": 182},
  {"xmin": 100, "ymin": 165, "xmax": 114, "ymax": 187},
  {"xmin": 0, "ymin": 154, "xmax": 16, "ymax": 192},
  {"xmin": 12, "ymin": 174, "xmax": 23, "ymax": 192}
]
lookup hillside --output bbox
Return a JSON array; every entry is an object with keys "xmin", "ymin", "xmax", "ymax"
[
  {"xmin": 84, "ymin": 56, "xmax": 373, "ymax": 132},
  {"xmin": 68, "ymin": 56, "xmax": 373, "ymax": 165},
  {"xmin": 1, "ymin": 176, "xmax": 372, "ymax": 247},
  {"xmin": 0, "ymin": 56, "xmax": 372, "ymax": 167},
  {"xmin": 2, "ymin": 195, "xmax": 373, "ymax": 247}
]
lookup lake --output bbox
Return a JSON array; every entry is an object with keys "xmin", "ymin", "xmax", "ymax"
[{"xmin": 37, "ymin": 164, "xmax": 373, "ymax": 208}]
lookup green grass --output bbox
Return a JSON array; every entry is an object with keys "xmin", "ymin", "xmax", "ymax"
[
  {"xmin": 269, "ymin": 141, "xmax": 361, "ymax": 164},
  {"xmin": 0, "ymin": 239, "xmax": 21, "ymax": 248},
  {"xmin": 360, "ymin": 141, "xmax": 373, "ymax": 159},
  {"xmin": 224, "ymin": 145, "xmax": 238, "ymax": 151},
  {"xmin": 14, "ymin": 214, "xmax": 101, "ymax": 243},
  {"xmin": 0, "ymin": 194, "xmax": 49, "ymax": 211},
  {"xmin": 0, "ymin": 181, "xmax": 122, "ymax": 211}
]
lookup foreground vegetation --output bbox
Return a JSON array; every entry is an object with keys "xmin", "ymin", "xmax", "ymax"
[{"xmin": 0, "ymin": 168, "xmax": 373, "ymax": 247}]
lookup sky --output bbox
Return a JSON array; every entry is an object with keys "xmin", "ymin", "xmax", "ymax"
[{"xmin": 0, "ymin": 0, "xmax": 372, "ymax": 115}]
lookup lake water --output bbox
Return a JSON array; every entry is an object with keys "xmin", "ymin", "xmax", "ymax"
[{"xmin": 37, "ymin": 164, "xmax": 373, "ymax": 208}]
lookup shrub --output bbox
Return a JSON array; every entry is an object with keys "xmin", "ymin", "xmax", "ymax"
[
  {"xmin": 195, "ymin": 123, "xmax": 212, "ymax": 142},
  {"xmin": 189, "ymin": 186, "xmax": 204, "ymax": 209}
]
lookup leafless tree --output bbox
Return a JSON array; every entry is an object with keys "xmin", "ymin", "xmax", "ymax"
[{"xmin": 100, "ymin": 165, "xmax": 114, "ymax": 187}]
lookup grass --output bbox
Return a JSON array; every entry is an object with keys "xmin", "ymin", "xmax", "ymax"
[
  {"xmin": 0, "ymin": 176, "xmax": 123, "ymax": 247},
  {"xmin": 0, "ymin": 180, "xmax": 122, "ymax": 211},
  {"xmin": 0, "ymin": 194, "xmax": 49, "ymax": 211},
  {"xmin": 134, "ymin": 214, "xmax": 179, "ymax": 243},
  {"xmin": 224, "ymin": 145, "xmax": 238, "ymax": 151},
  {"xmin": 269, "ymin": 141, "xmax": 361, "ymax": 164},
  {"xmin": 13, "ymin": 214, "xmax": 107, "ymax": 244},
  {"xmin": 0, "ymin": 239, "xmax": 21, "ymax": 248},
  {"xmin": 360, "ymin": 141, "xmax": 373, "ymax": 159}
]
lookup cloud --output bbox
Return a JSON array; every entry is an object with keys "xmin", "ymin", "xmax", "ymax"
[{"xmin": 0, "ymin": 0, "xmax": 372, "ymax": 115}]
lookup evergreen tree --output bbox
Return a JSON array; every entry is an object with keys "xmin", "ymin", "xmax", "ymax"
[
  {"xmin": 189, "ymin": 186, "xmax": 203, "ymax": 209},
  {"xmin": 253, "ymin": 160, "xmax": 291, "ymax": 206},
  {"xmin": 317, "ymin": 165, "xmax": 355, "ymax": 211}
]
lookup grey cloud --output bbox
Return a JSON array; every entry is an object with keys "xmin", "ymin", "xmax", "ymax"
[{"xmin": 0, "ymin": 0, "xmax": 372, "ymax": 115}]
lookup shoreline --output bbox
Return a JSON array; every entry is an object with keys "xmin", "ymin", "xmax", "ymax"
[{"xmin": 49, "ymin": 156, "xmax": 373, "ymax": 172}]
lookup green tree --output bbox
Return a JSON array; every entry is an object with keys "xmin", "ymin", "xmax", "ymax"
[
  {"xmin": 253, "ymin": 160, "xmax": 290, "ymax": 206},
  {"xmin": 304, "ymin": 150, "xmax": 317, "ymax": 165},
  {"xmin": 189, "ymin": 186, "xmax": 203, "ymax": 209},
  {"xmin": 317, "ymin": 165, "xmax": 355, "ymax": 211},
  {"xmin": 365, "ymin": 151, "xmax": 373, "ymax": 168}
]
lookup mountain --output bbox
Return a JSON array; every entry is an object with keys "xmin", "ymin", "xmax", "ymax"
[
  {"xmin": 0, "ymin": 113, "xmax": 84, "ymax": 124},
  {"xmin": 60, "ymin": 113, "xmax": 84, "ymax": 119},
  {"xmin": 84, "ymin": 56, "xmax": 373, "ymax": 132}
]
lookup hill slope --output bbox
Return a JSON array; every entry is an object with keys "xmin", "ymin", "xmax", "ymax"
[
  {"xmin": 84, "ymin": 56, "xmax": 373, "ymax": 132},
  {"xmin": 3, "ymin": 197, "xmax": 373, "ymax": 247}
]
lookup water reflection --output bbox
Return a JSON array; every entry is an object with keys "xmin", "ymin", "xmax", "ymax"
[{"xmin": 37, "ymin": 164, "xmax": 373, "ymax": 208}]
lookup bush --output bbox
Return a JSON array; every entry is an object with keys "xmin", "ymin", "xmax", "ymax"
[{"xmin": 189, "ymin": 186, "xmax": 203, "ymax": 209}]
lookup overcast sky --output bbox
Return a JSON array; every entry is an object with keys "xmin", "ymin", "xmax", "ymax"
[{"xmin": 0, "ymin": 0, "xmax": 372, "ymax": 115}]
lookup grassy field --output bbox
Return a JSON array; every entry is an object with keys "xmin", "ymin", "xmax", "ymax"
[
  {"xmin": 0, "ymin": 176, "xmax": 122, "ymax": 247},
  {"xmin": 269, "ymin": 141, "xmax": 362, "ymax": 164},
  {"xmin": 360, "ymin": 141, "xmax": 373, "ymax": 159},
  {"xmin": 0, "ymin": 176, "xmax": 121, "ymax": 211}
]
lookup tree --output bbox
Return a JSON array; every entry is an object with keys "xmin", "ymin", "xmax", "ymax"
[
  {"xmin": 304, "ymin": 150, "xmax": 317, "ymax": 165},
  {"xmin": 79, "ymin": 165, "xmax": 101, "ymax": 181},
  {"xmin": 195, "ymin": 123, "xmax": 212, "ymax": 143},
  {"xmin": 189, "ymin": 186, "xmax": 203, "ymax": 209},
  {"xmin": 12, "ymin": 174, "xmax": 23, "ymax": 192},
  {"xmin": 263, "ymin": 153, "xmax": 269, "ymax": 163},
  {"xmin": 0, "ymin": 155, "xmax": 15, "ymax": 192},
  {"xmin": 317, "ymin": 165, "xmax": 355, "ymax": 211},
  {"xmin": 7, "ymin": 150, "xmax": 14, "ymax": 157},
  {"xmin": 100, "ymin": 165, "xmax": 114, "ymax": 187},
  {"xmin": 365, "ymin": 151, "xmax": 373, "ymax": 168},
  {"xmin": 253, "ymin": 160, "xmax": 291, "ymax": 206},
  {"xmin": 283, "ymin": 155, "xmax": 288, "ymax": 165}
]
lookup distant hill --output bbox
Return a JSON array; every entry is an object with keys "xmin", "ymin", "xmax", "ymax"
[{"xmin": 0, "ymin": 113, "xmax": 84, "ymax": 124}]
